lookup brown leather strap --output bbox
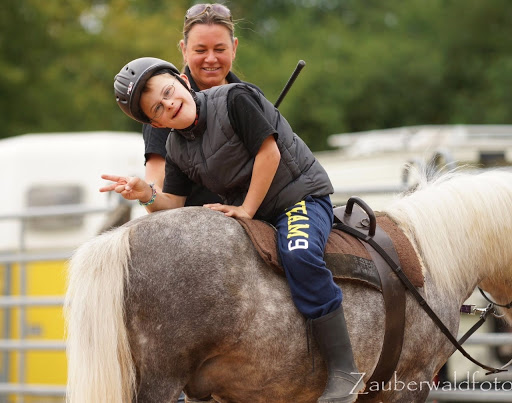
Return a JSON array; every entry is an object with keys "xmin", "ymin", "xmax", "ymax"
[
  {"xmin": 358, "ymin": 236, "xmax": 405, "ymax": 399},
  {"xmin": 334, "ymin": 204, "xmax": 406, "ymax": 399}
]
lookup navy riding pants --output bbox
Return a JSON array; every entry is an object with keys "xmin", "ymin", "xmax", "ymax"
[{"xmin": 273, "ymin": 195, "xmax": 342, "ymax": 319}]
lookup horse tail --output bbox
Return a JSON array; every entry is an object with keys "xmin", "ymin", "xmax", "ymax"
[{"xmin": 64, "ymin": 226, "xmax": 135, "ymax": 403}]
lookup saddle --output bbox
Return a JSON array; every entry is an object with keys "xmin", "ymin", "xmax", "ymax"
[
  {"xmin": 236, "ymin": 197, "xmax": 424, "ymax": 399},
  {"xmin": 236, "ymin": 209, "xmax": 423, "ymax": 290}
]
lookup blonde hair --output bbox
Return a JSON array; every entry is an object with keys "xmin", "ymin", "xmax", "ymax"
[{"xmin": 182, "ymin": 7, "xmax": 236, "ymax": 46}]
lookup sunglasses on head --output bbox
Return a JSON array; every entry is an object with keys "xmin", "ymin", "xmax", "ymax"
[{"xmin": 185, "ymin": 3, "xmax": 232, "ymax": 20}]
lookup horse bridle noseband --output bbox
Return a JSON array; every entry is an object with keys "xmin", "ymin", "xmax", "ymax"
[
  {"xmin": 334, "ymin": 196, "xmax": 512, "ymax": 375},
  {"xmin": 478, "ymin": 287, "xmax": 512, "ymax": 309}
]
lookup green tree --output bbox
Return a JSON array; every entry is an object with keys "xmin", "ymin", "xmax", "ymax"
[{"xmin": 3, "ymin": 0, "xmax": 512, "ymax": 151}]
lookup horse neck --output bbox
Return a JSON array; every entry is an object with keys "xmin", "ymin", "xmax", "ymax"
[{"xmin": 384, "ymin": 172, "xmax": 512, "ymax": 303}]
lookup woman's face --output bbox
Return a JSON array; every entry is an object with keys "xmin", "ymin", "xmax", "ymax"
[
  {"xmin": 180, "ymin": 23, "xmax": 238, "ymax": 91},
  {"xmin": 140, "ymin": 73, "xmax": 197, "ymax": 130}
]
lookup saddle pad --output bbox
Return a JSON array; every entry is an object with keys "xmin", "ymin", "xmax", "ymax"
[{"xmin": 236, "ymin": 214, "xmax": 424, "ymax": 289}]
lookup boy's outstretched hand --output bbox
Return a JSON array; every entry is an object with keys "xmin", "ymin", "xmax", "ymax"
[{"xmin": 100, "ymin": 174, "xmax": 152, "ymax": 202}]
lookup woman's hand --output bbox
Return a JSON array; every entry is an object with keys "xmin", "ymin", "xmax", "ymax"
[
  {"xmin": 203, "ymin": 203, "xmax": 252, "ymax": 219},
  {"xmin": 100, "ymin": 174, "xmax": 153, "ymax": 203}
]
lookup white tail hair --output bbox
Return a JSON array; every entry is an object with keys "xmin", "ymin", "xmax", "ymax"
[{"xmin": 65, "ymin": 226, "xmax": 135, "ymax": 403}]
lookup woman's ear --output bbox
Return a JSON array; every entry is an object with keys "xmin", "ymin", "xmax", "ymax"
[
  {"xmin": 179, "ymin": 40, "xmax": 187, "ymax": 63},
  {"xmin": 232, "ymin": 37, "xmax": 238, "ymax": 60}
]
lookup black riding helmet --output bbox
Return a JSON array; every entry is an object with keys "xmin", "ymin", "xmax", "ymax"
[{"xmin": 114, "ymin": 57, "xmax": 181, "ymax": 124}]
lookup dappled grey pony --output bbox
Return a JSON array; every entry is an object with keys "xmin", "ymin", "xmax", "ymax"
[{"xmin": 65, "ymin": 169, "xmax": 512, "ymax": 403}]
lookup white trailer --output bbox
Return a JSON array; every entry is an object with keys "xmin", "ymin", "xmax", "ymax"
[{"xmin": 0, "ymin": 131, "xmax": 147, "ymax": 253}]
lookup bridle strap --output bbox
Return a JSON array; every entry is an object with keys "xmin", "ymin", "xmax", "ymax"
[{"xmin": 479, "ymin": 287, "xmax": 512, "ymax": 309}]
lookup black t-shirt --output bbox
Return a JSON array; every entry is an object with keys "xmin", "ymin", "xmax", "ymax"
[
  {"xmin": 227, "ymin": 86, "xmax": 277, "ymax": 157},
  {"xmin": 163, "ymin": 86, "xmax": 277, "ymax": 199},
  {"xmin": 142, "ymin": 68, "xmax": 263, "ymax": 205}
]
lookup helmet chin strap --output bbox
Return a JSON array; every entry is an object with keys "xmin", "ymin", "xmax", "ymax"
[
  {"xmin": 167, "ymin": 73, "xmax": 200, "ymax": 129},
  {"xmin": 188, "ymin": 85, "xmax": 200, "ymax": 126}
]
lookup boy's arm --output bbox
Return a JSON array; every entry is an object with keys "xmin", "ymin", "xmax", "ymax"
[
  {"xmin": 242, "ymin": 135, "xmax": 280, "ymax": 217},
  {"xmin": 205, "ymin": 135, "xmax": 280, "ymax": 219}
]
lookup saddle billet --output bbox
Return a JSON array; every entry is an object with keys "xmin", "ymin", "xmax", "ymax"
[{"xmin": 333, "ymin": 198, "xmax": 406, "ymax": 400}]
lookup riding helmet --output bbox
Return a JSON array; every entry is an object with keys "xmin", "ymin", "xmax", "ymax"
[{"xmin": 114, "ymin": 57, "xmax": 180, "ymax": 123}]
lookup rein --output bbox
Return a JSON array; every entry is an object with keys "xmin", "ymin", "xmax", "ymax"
[{"xmin": 333, "ymin": 197, "xmax": 510, "ymax": 375}]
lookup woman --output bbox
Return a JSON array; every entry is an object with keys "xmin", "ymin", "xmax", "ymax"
[{"xmin": 143, "ymin": 3, "xmax": 262, "ymax": 206}]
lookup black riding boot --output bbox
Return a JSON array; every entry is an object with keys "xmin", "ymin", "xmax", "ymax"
[{"xmin": 312, "ymin": 305, "xmax": 365, "ymax": 403}]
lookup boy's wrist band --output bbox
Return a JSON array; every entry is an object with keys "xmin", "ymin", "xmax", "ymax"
[{"xmin": 138, "ymin": 183, "xmax": 156, "ymax": 206}]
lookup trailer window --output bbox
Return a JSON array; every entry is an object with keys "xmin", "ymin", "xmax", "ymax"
[{"xmin": 26, "ymin": 185, "xmax": 84, "ymax": 231}]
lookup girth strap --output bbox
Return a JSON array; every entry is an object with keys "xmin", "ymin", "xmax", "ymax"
[
  {"xmin": 333, "ymin": 199, "xmax": 405, "ymax": 399},
  {"xmin": 334, "ymin": 196, "xmax": 507, "ymax": 376}
]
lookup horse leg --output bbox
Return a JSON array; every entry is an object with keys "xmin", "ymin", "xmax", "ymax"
[{"xmin": 135, "ymin": 373, "xmax": 184, "ymax": 403}]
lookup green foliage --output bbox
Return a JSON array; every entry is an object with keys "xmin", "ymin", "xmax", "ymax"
[{"xmin": 2, "ymin": 0, "xmax": 512, "ymax": 150}]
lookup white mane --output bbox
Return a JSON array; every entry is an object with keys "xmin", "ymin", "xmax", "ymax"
[{"xmin": 383, "ymin": 168, "xmax": 512, "ymax": 301}]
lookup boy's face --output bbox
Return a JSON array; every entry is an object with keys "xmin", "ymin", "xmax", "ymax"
[{"xmin": 140, "ymin": 73, "xmax": 196, "ymax": 129}]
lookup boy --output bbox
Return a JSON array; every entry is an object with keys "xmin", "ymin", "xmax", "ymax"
[{"xmin": 103, "ymin": 57, "xmax": 364, "ymax": 402}]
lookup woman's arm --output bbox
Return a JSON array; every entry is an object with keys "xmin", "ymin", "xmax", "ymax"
[
  {"xmin": 100, "ymin": 174, "xmax": 185, "ymax": 212},
  {"xmin": 144, "ymin": 153, "xmax": 166, "ymax": 191}
]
